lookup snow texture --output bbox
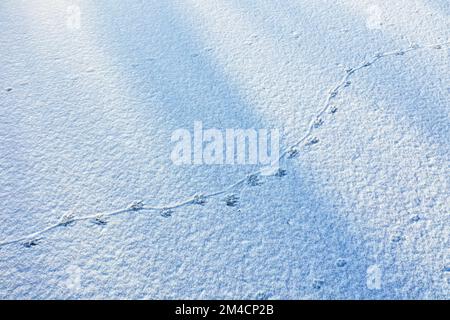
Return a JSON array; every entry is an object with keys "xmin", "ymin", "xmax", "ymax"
[{"xmin": 0, "ymin": 0, "xmax": 449, "ymax": 299}]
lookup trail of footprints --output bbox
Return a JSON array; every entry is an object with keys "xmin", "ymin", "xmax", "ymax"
[{"xmin": 1, "ymin": 41, "xmax": 449, "ymax": 267}]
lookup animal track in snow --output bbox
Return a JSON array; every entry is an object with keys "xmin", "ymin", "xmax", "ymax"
[
  {"xmin": 0, "ymin": 40, "xmax": 448, "ymax": 248},
  {"xmin": 128, "ymin": 201, "xmax": 144, "ymax": 211},
  {"xmin": 247, "ymin": 173, "xmax": 263, "ymax": 186},
  {"xmin": 305, "ymin": 137, "xmax": 320, "ymax": 146},
  {"xmin": 313, "ymin": 118, "xmax": 324, "ymax": 128},
  {"xmin": 336, "ymin": 258, "xmax": 347, "ymax": 268},
  {"xmin": 312, "ymin": 279, "xmax": 325, "ymax": 290},
  {"xmin": 192, "ymin": 194, "xmax": 207, "ymax": 206},
  {"xmin": 287, "ymin": 147, "xmax": 300, "ymax": 159},
  {"xmin": 274, "ymin": 168, "xmax": 287, "ymax": 178},
  {"xmin": 329, "ymin": 106, "xmax": 338, "ymax": 114},
  {"xmin": 391, "ymin": 234, "xmax": 404, "ymax": 243},
  {"xmin": 23, "ymin": 239, "xmax": 40, "ymax": 248},
  {"xmin": 92, "ymin": 216, "xmax": 108, "ymax": 226},
  {"xmin": 59, "ymin": 212, "xmax": 75, "ymax": 227},
  {"xmin": 160, "ymin": 209, "xmax": 174, "ymax": 218},
  {"xmin": 224, "ymin": 194, "xmax": 239, "ymax": 207}
]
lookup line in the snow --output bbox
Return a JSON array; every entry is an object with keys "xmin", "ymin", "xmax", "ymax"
[{"xmin": 0, "ymin": 40, "xmax": 448, "ymax": 248}]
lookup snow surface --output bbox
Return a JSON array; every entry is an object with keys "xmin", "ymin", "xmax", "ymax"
[{"xmin": 0, "ymin": 0, "xmax": 449, "ymax": 299}]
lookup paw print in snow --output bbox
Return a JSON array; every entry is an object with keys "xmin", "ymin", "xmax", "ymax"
[
  {"xmin": 160, "ymin": 209, "xmax": 173, "ymax": 218},
  {"xmin": 247, "ymin": 174, "xmax": 263, "ymax": 186},
  {"xmin": 255, "ymin": 292, "xmax": 273, "ymax": 300},
  {"xmin": 287, "ymin": 147, "xmax": 299, "ymax": 159},
  {"xmin": 59, "ymin": 211, "xmax": 75, "ymax": 227},
  {"xmin": 312, "ymin": 279, "xmax": 325, "ymax": 289},
  {"xmin": 345, "ymin": 68, "xmax": 355, "ymax": 74},
  {"xmin": 23, "ymin": 239, "xmax": 40, "ymax": 248},
  {"xmin": 306, "ymin": 137, "xmax": 319, "ymax": 146},
  {"xmin": 313, "ymin": 118, "xmax": 324, "ymax": 128},
  {"xmin": 92, "ymin": 216, "xmax": 107, "ymax": 225},
  {"xmin": 336, "ymin": 258, "xmax": 347, "ymax": 268},
  {"xmin": 329, "ymin": 90, "xmax": 338, "ymax": 98},
  {"xmin": 274, "ymin": 168, "xmax": 287, "ymax": 178},
  {"xmin": 192, "ymin": 194, "xmax": 207, "ymax": 206},
  {"xmin": 391, "ymin": 234, "xmax": 404, "ymax": 243},
  {"xmin": 224, "ymin": 194, "xmax": 239, "ymax": 207},
  {"xmin": 128, "ymin": 201, "xmax": 144, "ymax": 211},
  {"xmin": 329, "ymin": 106, "xmax": 338, "ymax": 114}
]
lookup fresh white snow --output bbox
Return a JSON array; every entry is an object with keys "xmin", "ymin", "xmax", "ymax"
[{"xmin": 0, "ymin": 0, "xmax": 449, "ymax": 299}]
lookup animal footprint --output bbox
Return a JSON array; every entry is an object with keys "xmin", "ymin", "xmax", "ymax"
[
  {"xmin": 313, "ymin": 118, "xmax": 324, "ymax": 128},
  {"xmin": 192, "ymin": 194, "xmax": 207, "ymax": 206},
  {"xmin": 391, "ymin": 234, "xmax": 404, "ymax": 243},
  {"xmin": 329, "ymin": 106, "xmax": 338, "ymax": 114},
  {"xmin": 59, "ymin": 212, "xmax": 75, "ymax": 227},
  {"xmin": 274, "ymin": 168, "xmax": 287, "ymax": 178},
  {"xmin": 128, "ymin": 201, "xmax": 144, "ymax": 211},
  {"xmin": 312, "ymin": 279, "xmax": 325, "ymax": 289},
  {"xmin": 287, "ymin": 148, "xmax": 299, "ymax": 159},
  {"xmin": 305, "ymin": 137, "xmax": 319, "ymax": 146},
  {"xmin": 346, "ymin": 68, "xmax": 355, "ymax": 74},
  {"xmin": 330, "ymin": 90, "xmax": 338, "ymax": 98},
  {"xmin": 92, "ymin": 216, "xmax": 107, "ymax": 225},
  {"xmin": 247, "ymin": 174, "xmax": 263, "ymax": 186},
  {"xmin": 23, "ymin": 239, "xmax": 40, "ymax": 248},
  {"xmin": 336, "ymin": 258, "xmax": 347, "ymax": 268},
  {"xmin": 224, "ymin": 194, "xmax": 239, "ymax": 207},
  {"xmin": 160, "ymin": 209, "xmax": 173, "ymax": 218}
]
